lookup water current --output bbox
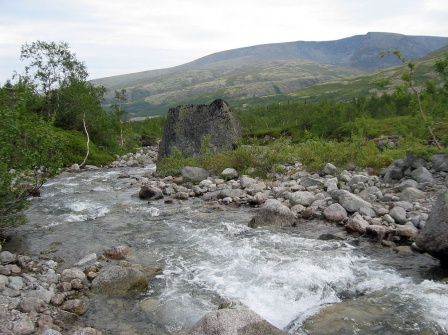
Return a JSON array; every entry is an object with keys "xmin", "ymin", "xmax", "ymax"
[{"xmin": 8, "ymin": 165, "xmax": 448, "ymax": 334}]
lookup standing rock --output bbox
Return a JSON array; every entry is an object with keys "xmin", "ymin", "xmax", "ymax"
[
  {"xmin": 249, "ymin": 199, "xmax": 296, "ymax": 228},
  {"xmin": 416, "ymin": 190, "xmax": 448, "ymax": 266},
  {"xmin": 158, "ymin": 99, "xmax": 242, "ymax": 158},
  {"xmin": 187, "ymin": 309, "xmax": 287, "ymax": 335}
]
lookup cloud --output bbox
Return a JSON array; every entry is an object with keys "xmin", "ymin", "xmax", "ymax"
[{"xmin": 1, "ymin": 0, "xmax": 447, "ymax": 82}]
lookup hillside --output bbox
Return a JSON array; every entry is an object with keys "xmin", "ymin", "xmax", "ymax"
[{"xmin": 92, "ymin": 32, "xmax": 448, "ymax": 117}]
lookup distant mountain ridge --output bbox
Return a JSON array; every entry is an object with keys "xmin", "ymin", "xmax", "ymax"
[{"xmin": 92, "ymin": 32, "xmax": 448, "ymax": 117}]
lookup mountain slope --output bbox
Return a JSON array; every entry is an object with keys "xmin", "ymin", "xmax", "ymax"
[{"xmin": 92, "ymin": 32, "xmax": 448, "ymax": 117}]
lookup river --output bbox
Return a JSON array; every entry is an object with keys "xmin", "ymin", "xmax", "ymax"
[{"xmin": 7, "ymin": 165, "xmax": 448, "ymax": 334}]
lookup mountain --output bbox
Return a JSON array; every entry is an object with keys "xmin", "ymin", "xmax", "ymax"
[{"xmin": 92, "ymin": 32, "xmax": 448, "ymax": 117}]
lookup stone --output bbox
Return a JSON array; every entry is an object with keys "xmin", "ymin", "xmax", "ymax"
[
  {"xmin": 73, "ymin": 327, "xmax": 103, "ymax": 335},
  {"xmin": 221, "ymin": 168, "xmax": 238, "ymax": 180},
  {"xmin": 365, "ymin": 225, "xmax": 389, "ymax": 241},
  {"xmin": 41, "ymin": 329, "xmax": 62, "ymax": 335},
  {"xmin": 8, "ymin": 276, "xmax": 24, "ymax": 290},
  {"xmin": 51, "ymin": 293, "xmax": 66, "ymax": 306},
  {"xmin": 0, "ymin": 251, "xmax": 16, "ymax": 264},
  {"xmin": 182, "ymin": 166, "xmax": 210, "ymax": 182},
  {"xmin": 331, "ymin": 190, "xmax": 372, "ymax": 213},
  {"xmin": 395, "ymin": 225, "xmax": 418, "ymax": 241},
  {"xmin": 289, "ymin": 191, "xmax": 315, "ymax": 207},
  {"xmin": 0, "ymin": 274, "xmax": 7, "ymax": 290},
  {"xmin": 240, "ymin": 176, "xmax": 257, "ymax": 189},
  {"xmin": 249, "ymin": 199, "xmax": 296, "ymax": 228},
  {"xmin": 91, "ymin": 265, "xmax": 148, "ymax": 296},
  {"xmin": 61, "ymin": 299, "xmax": 86, "ymax": 316},
  {"xmin": 411, "ymin": 167, "xmax": 435, "ymax": 184},
  {"xmin": 26, "ymin": 288, "xmax": 55, "ymax": 303},
  {"xmin": 323, "ymin": 203, "xmax": 347, "ymax": 222},
  {"xmin": 432, "ymin": 154, "xmax": 448, "ymax": 172},
  {"xmin": 398, "ymin": 187, "xmax": 425, "ymax": 203},
  {"xmin": 12, "ymin": 316, "xmax": 35, "ymax": 335},
  {"xmin": 416, "ymin": 190, "xmax": 448, "ymax": 266},
  {"xmin": 345, "ymin": 214, "xmax": 370, "ymax": 235},
  {"xmin": 389, "ymin": 206, "xmax": 407, "ymax": 225},
  {"xmin": 187, "ymin": 309, "xmax": 287, "ymax": 335},
  {"xmin": 394, "ymin": 179, "xmax": 419, "ymax": 191},
  {"xmin": 158, "ymin": 99, "xmax": 242, "ymax": 158},
  {"xmin": 103, "ymin": 246, "xmax": 132, "ymax": 260},
  {"xmin": 19, "ymin": 297, "xmax": 46, "ymax": 313},
  {"xmin": 323, "ymin": 163, "xmax": 337, "ymax": 175},
  {"xmin": 138, "ymin": 185, "xmax": 164, "ymax": 200},
  {"xmin": 61, "ymin": 268, "xmax": 87, "ymax": 282},
  {"xmin": 74, "ymin": 253, "xmax": 97, "ymax": 266}
]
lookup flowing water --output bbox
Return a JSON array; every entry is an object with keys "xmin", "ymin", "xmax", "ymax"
[{"xmin": 8, "ymin": 166, "xmax": 448, "ymax": 334}]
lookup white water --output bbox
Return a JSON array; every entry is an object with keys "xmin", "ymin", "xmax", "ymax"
[{"xmin": 18, "ymin": 166, "xmax": 448, "ymax": 334}]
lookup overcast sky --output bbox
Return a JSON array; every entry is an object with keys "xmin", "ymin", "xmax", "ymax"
[{"xmin": 1, "ymin": 0, "xmax": 447, "ymax": 82}]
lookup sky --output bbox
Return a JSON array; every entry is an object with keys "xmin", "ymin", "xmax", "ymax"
[{"xmin": 1, "ymin": 0, "xmax": 448, "ymax": 82}]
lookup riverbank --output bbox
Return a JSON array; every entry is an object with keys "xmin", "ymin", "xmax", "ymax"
[{"xmin": 2, "ymin": 146, "xmax": 448, "ymax": 334}]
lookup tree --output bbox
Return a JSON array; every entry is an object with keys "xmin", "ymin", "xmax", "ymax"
[
  {"xmin": 19, "ymin": 41, "xmax": 88, "ymax": 118},
  {"xmin": 0, "ymin": 81, "xmax": 62, "ymax": 226},
  {"xmin": 377, "ymin": 50, "xmax": 443, "ymax": 150},
  {"xmin": 110, "ymin": 89, "xmax": 128, "ymax": 148}
]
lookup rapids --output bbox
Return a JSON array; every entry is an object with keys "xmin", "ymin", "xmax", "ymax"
[{"xmin": 7, "ymin": 165, "xmax": 448, "ymax": 334}]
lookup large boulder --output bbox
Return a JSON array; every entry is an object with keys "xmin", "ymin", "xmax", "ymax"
[
  {"xmin": 249, "ymin": 199, "xmax": 296, "ymax": 228},
  {"xmin": 158, "ymin": 99, "xmax": 242, "ymax": 158},
  {"xmin": 91, "ymin": 265, "xmax": 148, "ymax": 296},
  {"xmin": 187, "ymin": 309, "xmax": 287, "ymax": 335},
  {"xmin": 182, "ymin": 166, "xmax": 210, "ymax": 182},
  {"xmin": 416, "ymin": 191, "xmax": 448, "ymax": 266}
]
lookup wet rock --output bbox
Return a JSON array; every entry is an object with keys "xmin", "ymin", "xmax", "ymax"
[
  {"xmin": 249, "ymin": 199, "xmax": 296, "ymax": 228},
  {"xmin": 91, "ymin": 265, "xmax": 148, "ymax": 296},
  {"xmin": 61, "ymin": 268, "xmax": 87, "ymax": 283},
  {"xmin": 323, "ymin": 203, "xmax": 347, "ymax": 222},
  {"xmin": 103, "ymin": 246, "xmax": 132, "ymax": 260},
  {"xmin": 345, "ymin": 214, "xmax": 370, "ymax": 235},
  {"xmin": 61, "ymin": 299, "xmax": 86, "ymax": 315},
  {"xmin": 74, "ymin": 253, "xmax": 97, "ymax": 266},
  {"xmin": 187, "ymin": 309, "xmax": 287, "ymax": 335},
  {"xmin": 139, "ymin": 185, "xmax": 164, "ymax": 200},
  {"xmin": 0, "ymin": 251, "xmax": 16, "ymax": 264},
  {"xmin": 416, "ymin": 190, "xmax": 448, "ymax": 266},
  {"xmin": 365, "ymin": 225, "xmax": 389, "ymax": 241}
]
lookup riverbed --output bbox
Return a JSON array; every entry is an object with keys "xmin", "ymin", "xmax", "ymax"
[{"xmin": 7, "ymin": 165, "xmax": 448, "ymax": 334}]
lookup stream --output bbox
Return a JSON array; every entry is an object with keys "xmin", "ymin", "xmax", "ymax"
[{"xmin": 7, "ymin": 165, "xmax": 448, "ymax": 334}]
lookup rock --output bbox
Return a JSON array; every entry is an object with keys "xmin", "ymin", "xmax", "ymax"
[
  {"xmin": 394, "ymin": 179, "xmax": 419, "ymax": 191},
  {"xmin": 395, "ymin": 225, "xmax": 418, "ymax": 241},
  {"xmin": 323, "ymin": 203, "xmax": 347, "ymax": 222},
  {"xmin": 74, "ymin": 253, "xmax": 97, "ymax": 266},
  {"xmin": 399, "ymin": 187, "xmax": 425, "ymax": 202},
  {"xmin": 173, "ymin": 191, "xmax": 190, "ymax": 200},
  {"xmin": 61, "ymin": 299, "xmax": 86, "ymax": 316},
  {"xmin": 365, "ymin": 225, "xmax": 389, "ymax": 241},
  {"xmin": 91, "ymin": 265, "xmax": 148, "ymax": 296},
  {"xmin": 389, "ymin": 206, "xmax": 407, "ymax": 224},
  {"xmin": 26, "ymin": 288, "xmax": 54, "ymax": 303},
  {"xmin": 432, "ymin": 154, "xmax": 448, "ymax": 172},
  {"xmin": 61, "ymin": 268, "xmax": 87, "ymax": 282},
  {"xmin": 103, "ymin": 245, "xmax": 132, "ymax": 260},
  {"xmin": 289, "ymin": 191, "xmax": 315, "ymax": 207},
  {"xmin": 416, "ymin": 190, "xmax": 448, "ymax": 266},
  {"xmin": 138, "ymin": 185, "xmax": 164, "ymax": 200},
  {"xmin": 8, "ymin": 275, "xmax": 24, "ymax": 290},
  {"xmin": 0, "ymin": 251, "xmax": 16, "ymax": 264},
  {"xmin": 249, "ymin": 199, "xmax": 296, "ymax": 228},
  {"xmin": 411, "ymin": 167, "xmax": 435, "ymax": 184},
  {"xmin": 73, "ymin": 327, "xmax": 103, "ymax": 335},
  {"xmin": 251, "ymin": 192, "xmax": 268, "ymax": 205},
  {"xmin": 187, "ymin": 309, "xmax": 287, "ymax": 335},
  {"xmin": 182, "ymin": 166, "xmax": 210, "ymax": 183},
  {"xmin": 331, "ymin": 190, "xmax": 372, "ymax": 213},
  {"xmin": 19, "ymin": 297, "xmax": 46, "ymax": 313},
  {"xmin": 0, "ymin": 274, "xmax": 7, "ymax": 289},
  {"xmin": 323, "ymin": 163, "xmax": 337, "ymax": 175},
  {"xmin": 221, "ymin": 168, "xmax": 238, "ymax": 180},
  {"xmin": 345, "ymin": 214, "xmax": 370, "ymax": 235},
  {"xmin": 158, "ymin": 99, "xmax": 242, "ymax": 158},
  {"xmin": 12, "ymin": 316, "xmax": 35, "ymax": 335},
  {"xmin": 41, "ymin": 330, "xmax": 62, "ymax": 335},
  {"xmin": 240, "ymin": 176, "xmax": 257, "ymax": 189}
]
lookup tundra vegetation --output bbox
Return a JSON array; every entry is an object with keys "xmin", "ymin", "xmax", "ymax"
[{"xmin": 1, "ymin": 41, "xmax": 447, "ymax": 227}]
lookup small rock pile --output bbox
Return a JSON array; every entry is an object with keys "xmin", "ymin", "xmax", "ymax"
[{"xmin": 0, "ymin": 247, "xmax": 104, "ymax": 335}]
